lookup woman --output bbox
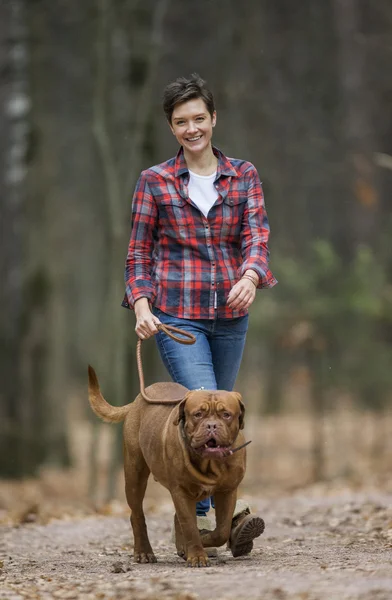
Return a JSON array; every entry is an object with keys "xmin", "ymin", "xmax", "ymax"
[{"xmin": 122, "ymin": 74, "xmax": 277, "ymax": 557}]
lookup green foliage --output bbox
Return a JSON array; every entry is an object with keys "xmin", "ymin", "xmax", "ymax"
[{"xmin": 252, "ymin": 240, "xmax": 392, "ymax": 409}]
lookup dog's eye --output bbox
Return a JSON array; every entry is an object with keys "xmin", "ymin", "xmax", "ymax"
[
  {"xmin": 223, "ymin": 412, "xmax": 232, "ymax": 419},
  {"xmin": 194, "ymin": 411, "xmax": 203, "ymax": 418}
]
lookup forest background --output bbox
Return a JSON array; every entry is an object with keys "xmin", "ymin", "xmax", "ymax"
[{"xmin": 0, "ymin": 0, "xmax": 391, "ymax": 506}]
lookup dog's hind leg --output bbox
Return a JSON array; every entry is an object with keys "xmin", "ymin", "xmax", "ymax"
[{"xmin": 124, "ymin": 447, "xmax": 156, "ymax": 563}]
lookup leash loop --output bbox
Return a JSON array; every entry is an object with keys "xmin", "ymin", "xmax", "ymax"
[{"xmin": 156, "ymin": 323, "xmax": 196, "ymax": 345}]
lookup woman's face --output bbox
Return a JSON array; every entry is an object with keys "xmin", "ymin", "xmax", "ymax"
[{"xmin": 170, "ymin": 98, "xmax": 216, "ymax": 155}]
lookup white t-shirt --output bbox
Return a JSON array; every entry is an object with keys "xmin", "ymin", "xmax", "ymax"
[{"xmin": 188, "ymin": 169, "xmax": 219, "ymax": 218}]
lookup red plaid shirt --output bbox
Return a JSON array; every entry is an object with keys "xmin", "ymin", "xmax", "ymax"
[{"xmin": 122, "ymin": 146, "xmax": 277, "ymax": 319}]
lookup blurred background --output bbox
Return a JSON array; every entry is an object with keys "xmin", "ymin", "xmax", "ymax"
[{"xmin": 1, "ymin": 0, "xmax": 391, "ymax": 515}]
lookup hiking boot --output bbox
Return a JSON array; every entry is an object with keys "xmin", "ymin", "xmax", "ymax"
[{"xmin": 227, "ymin": 501, "xmax": 265, "ymax": 558}]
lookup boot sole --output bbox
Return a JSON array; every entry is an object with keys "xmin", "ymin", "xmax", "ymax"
[{"xmin": 230, "ymin": 515, "xmax": 265, "ymax": 558}]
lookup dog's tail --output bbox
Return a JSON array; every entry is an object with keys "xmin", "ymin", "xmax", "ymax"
[{"xmin": 88, "ymin": 365, "xmax": 132, "ymax": 423}]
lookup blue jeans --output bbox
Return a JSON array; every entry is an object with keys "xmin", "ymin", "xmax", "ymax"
[{"xmin": 152, "ymin": 307, "xmax": 249, "ymax": 517}]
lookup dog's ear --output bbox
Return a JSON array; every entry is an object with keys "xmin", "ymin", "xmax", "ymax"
[
  {"xmin": 173, "ymin": 395, "xmax": 188, "ymax": 426},
  {"xmin": 233, "ymin": 392, "xmax": 245, "ymax": 429}
]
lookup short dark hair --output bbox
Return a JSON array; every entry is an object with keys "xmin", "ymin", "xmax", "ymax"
[{"xmin": 163, "ymin": 73, "xmax": 215, "ymax": 123}]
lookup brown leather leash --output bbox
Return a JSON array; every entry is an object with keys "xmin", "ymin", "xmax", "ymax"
[{"xmin": 137, "ymin": 323, "xmax": 196, "ymax": 403}]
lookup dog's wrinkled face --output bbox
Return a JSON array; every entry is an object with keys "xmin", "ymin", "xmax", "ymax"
[{"xmin": 174, "ymin": 390, "xmax": 245, "ymax": 459}]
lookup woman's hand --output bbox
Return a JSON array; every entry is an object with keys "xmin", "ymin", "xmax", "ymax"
[
  {"xmin": 227, "ymin": 272, "xmax": 258, "ymax": 311},
  {"xmin": 134, "ymin": 298, "xmax": 161, "ymax": 339}
]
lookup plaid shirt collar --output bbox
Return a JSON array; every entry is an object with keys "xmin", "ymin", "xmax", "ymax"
[{"xmin": 174, "ymin": 145, "xmax": 239, "ymax": 179}]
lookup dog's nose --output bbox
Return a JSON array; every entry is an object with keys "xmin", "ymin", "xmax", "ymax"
[{"xmin": 206, "ymin": 422, "xmax": 218, "ymax": 431}]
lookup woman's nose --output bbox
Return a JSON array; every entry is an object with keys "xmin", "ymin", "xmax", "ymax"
[{"xmin": 186, "ymin": 121, "xmax": 197, "ymax": 133}]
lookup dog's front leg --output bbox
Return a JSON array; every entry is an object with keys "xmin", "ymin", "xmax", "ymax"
[
  {"xmin": 200, "ymin": 490, "xmax": 237, "ymax": 548},
  {"xmin": 171, "ymin": 489, "xmax": 210, "ymax": 567}
]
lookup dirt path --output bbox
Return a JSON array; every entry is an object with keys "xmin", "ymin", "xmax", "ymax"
[{"xmin": 1, "ymin": 487, "xmax": 391, "ymax": 600}]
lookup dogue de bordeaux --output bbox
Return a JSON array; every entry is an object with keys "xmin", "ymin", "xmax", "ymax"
[{"xmin": 88, "ymin": 366, "xmax": 249, "ymax": 567}]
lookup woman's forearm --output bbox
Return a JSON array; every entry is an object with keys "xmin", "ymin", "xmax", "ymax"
[{"xmin": 134, "ymin": 297, "xmax": 150, "ymax": 316}]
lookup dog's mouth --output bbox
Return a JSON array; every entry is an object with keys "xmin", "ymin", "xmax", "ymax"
[
  {"xmin": 206, "ymin": 438, "xmax": 218, "ymax": 448},
  {"xmin": 193, "ymin": 437, "xmax": 232, "ymax": 457}
]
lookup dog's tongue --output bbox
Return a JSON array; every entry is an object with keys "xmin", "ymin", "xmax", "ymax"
[
  {"xmin": 193, "ymin": 439, "xmax": 232, "ymax": 457},
  {"xmin": 201, "ymin": 444, "xmax": 230, "ymax": 457}
]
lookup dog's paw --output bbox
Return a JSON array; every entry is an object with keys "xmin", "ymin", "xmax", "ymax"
[
  {"xmin": 134, "ymin": 551, "xmax": 157, "ymax": 564},
  {"xmin": 186, "ymin": 552, "xmax": 210, "ymax": 568}
]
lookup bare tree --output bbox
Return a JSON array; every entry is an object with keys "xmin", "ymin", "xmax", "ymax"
[
  {"xmin": 91, "ymin": 0, "xmax": 169, "ymax": 499},
  {"xmin": 0, "ymin": 0, "xmax": 57, "ymax": 476}
]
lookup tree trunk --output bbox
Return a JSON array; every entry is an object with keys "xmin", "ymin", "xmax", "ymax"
[
  {"xmin": 0, "ymin": 0, "xmax": 48, "ymax": 476},
  {"xmin": 90, "ymin": 0, "xmax": 169, "ymax": 499},
  {"xmin": 333, "ymin": 0, "xmax": 379, "ymax": 250}
]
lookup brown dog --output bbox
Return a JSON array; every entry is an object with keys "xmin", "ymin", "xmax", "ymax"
[{"xmin": 88, "ymin": 366, "xmax": 247, "ymax": 567}]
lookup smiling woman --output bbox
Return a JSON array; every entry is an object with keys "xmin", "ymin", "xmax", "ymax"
[{"xmin": 122, "ymin": 73, "xmax": 277, "ymax": 558}]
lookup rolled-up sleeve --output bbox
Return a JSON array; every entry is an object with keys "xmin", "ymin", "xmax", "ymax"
[
  {"xmin": 239, "ymin": 166, "xmax": 278, "ymax": 289},
  {"xmin": 123, "ymin": 173, "xmax": 158, "ymax": 309}
]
